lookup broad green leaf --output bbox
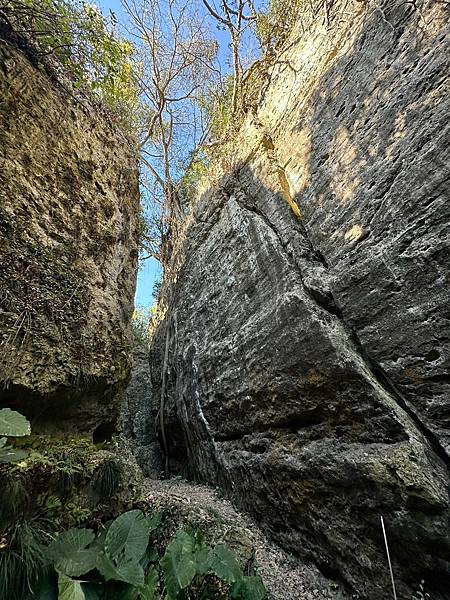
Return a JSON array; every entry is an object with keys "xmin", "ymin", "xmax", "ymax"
[
  {"xmin": 105, "ymin": 510, "xmax": 151, "ymax": 562},
  {"xmin": 231, "ymin": 576, "xmax": 267, "ymax": 600},
  {"xmin": 0, "ymin": 446, "xmax": 28, "ymax": 463},
  {"xmin": 47, "ymin": 528, "xmax": 96, "ymax": 577},
  {"xmin": 121, "ymin": 586, "xmax": 140, "ymax": 600},
  {"xmin": 47, "ymin": 528, "xmax": 94, "ymax": 556},
  {"xmin": 160, "ymin": 531, "xmax": 196, "ymax": 599},
  {"xmin": 96, "ymin": 551, "xmax": 145, "ymax": 586},
  {"xmin": 145, "ymin": 512, "xmax": 162, "ymax": 532},
  {"xmin": 58, "ymin": 549, "xmax": 97, "ymax": 577},
  {"xmin": 58, "ymin": 573, "xmax": 86, "ymax": 600},
  {"xmin": 90, "ymin": 521, "xmax": 111, "ymax": 552},
  {"xmin": 96, "ymin": 552, "xmax": 120, "ymax": 581},
  {"xmin": 0, "ymin": 408, "xmax": 31, "ymax": 436},
  {"xmin": 195, "ymin": 546, "xmax": 211, "ymax": 575},
  {"xmin": 0, "ymin": 437, "xmax": 7, "ymax": 448},
  {"xmin": 209, "ymin": 544, "xmax": 243, "ymax": 585},
  {"xmin": 140, "ymin": 566, "xmax": 159, "ymax": 599}
]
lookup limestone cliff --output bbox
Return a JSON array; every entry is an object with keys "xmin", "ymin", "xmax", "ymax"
[
  {"xmin": 150, "ymin": 0, "xmax": 450, "ymax": 597},
  {"xmin": 0, "ymin": 40, "xmax": 140, "ymax": 435}
]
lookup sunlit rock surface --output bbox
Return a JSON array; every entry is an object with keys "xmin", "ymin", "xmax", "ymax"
[
  {"xmin": 150, "ymin": 0, "xmax": 450, "ymax": 597},
  {"xmin": 0, "ymin": 41, "xmax": 140, "ymax": 433}
]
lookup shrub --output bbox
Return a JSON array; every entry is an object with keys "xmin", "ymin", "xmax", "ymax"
[
  {"xmin": 22, "ymin": 509, "xmax": 267, "ymax": 599},
  {"xmin": 257, "ymin": 0, "xmax": 313, "ymax": 49},
  {"xmin": 0, "ymin": 0, "xmax": 139, "ymax": 118}
]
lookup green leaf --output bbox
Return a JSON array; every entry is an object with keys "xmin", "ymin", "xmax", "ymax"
[
  {"xmin": 0, "ymin": 408, "xmax": 31, "ymax": 437},
  {"xmin": 47, "ymin": 528, "xmax": 97, "ymax": 577},
  {"xmin": 209, "ymin": 544, "xmax": 243, "ymax": 585},
  {"xmin": 105, "ymin": 510, "xmax": 151, "ymax": 562},
  {"xmin": 96, "ymin": 551, "xmax": 145, "ymax": 586},
  {"xmin": 145, "ymin": 512, "xmax": 162, "ymax": 532},
  {"xmin": 195, "ymin": 546, "xmax": 211, "ymax": 576},
  {"xmin": 0, "ymin": 446, "xmax": 28, "ymax": 463},
  {"xmin": 121, "ymin": 586, "xmax": 141, "ymax": 600},
  {"xmin": 231, "ymin": 576, "xmax": 267, "ymax": 600},
  {"xmin": 140, "ymin": 566, "xmax": 159, "ymax": 599},
  {"xmin": 0, "ymin": 437, "xmax": 7, "ymax": 448},
  {"xmin": 90, "ymin": 521, "xmax": 111, "ymax": 552},
  {"xmin": 58, "ymin": 573, "xmax": 86, "ymax": 600},
  {"xmin": 160, "ymin": 531, "xmax": 197, "ymax": 599}
]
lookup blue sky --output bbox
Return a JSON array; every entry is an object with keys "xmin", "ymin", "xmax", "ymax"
[
  {"xmin": 96, "ymin": 0, "xmax": 160, "ymax": 309},
  {"xmin": 95, "ymin": 0, "xmax": 263, "ymax": 308}
]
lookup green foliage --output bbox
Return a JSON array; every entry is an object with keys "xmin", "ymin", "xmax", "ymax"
[
  {"xmin": 2, "ymin": 434, "xmax": 98, "ymax": 533},
  {"xmin": 0, "ymin": 408, "xmax": 30, "ymax": 463},
  {"xmin": 26, "ymin": 512, "xmax": 266, "ymax": 600},
  {"xmin": 0, "ymin": 472, "xmax": 29, "ymax": 528},
  {"xmin": 161, "ymin": 531, "xmax": 197, "ymax": 598},
  {"xmin": 90, "ymin": 458, "xmax": 123, "ymax": 498},
  {"xmin": 256, "ymin": 0, "xmax": 308, "ymax": 49},
  {"xmin": 105, "ymin": 510, "xmax": 155, "ymax": 563},
  {"xmin": 208, "ymin": 544, "xmax": 243, "ymax": 585},
  {"xmin": 0, "ymin": 519, "xmax": 49, "ymax": 600},
  {"xmin": 200, "ymin": 76, "xmax": 235, "ymax": 141},
  {"xmin": 178, "ymin": 149, "xmax": 210, "ymax": 203},
  {"xmin": 2, "ymin": 0, "xmax": 139, "ymax": 118},
  {"xmin": 160, "ymin": 530, "xmax": 266, "ymax": 600},
  {"xmin": 0, "ymin": 408, "xmax": 31, "ymax": 437},
  {"xmin": 132, "ymin": 306, "xmax": 155, "ymax": 343},
  {"xmin": 58, "ymin": 573, "xmax": 86, "ymax": 600},
  {"xmin": 47, "ymin": 528, "xmax": 97, "ymax": 577}
]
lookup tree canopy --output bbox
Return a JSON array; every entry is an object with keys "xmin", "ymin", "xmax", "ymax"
[{"xmin": 1, "ymin": 0, "xmax": 303, "ymax": 267}]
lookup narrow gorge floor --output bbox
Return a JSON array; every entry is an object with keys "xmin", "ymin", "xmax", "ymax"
[{"xmin": 142, "ymin": 478, "xmax": 348, "ymax": 600}]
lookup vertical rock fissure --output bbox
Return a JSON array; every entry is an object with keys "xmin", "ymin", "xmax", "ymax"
[{"xmin": 231, "ymin": 173, "xmax": 450, "ymax": 472}]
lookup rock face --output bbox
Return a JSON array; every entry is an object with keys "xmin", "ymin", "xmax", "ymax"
[
  {"xmin": 150, "ymin": 1, "xmax": 450, "ymax": 598},
  {"xmin": 0, "ymin": 40, "xmax": 140, "ymax": 434},
  {"xmin": 122, "ymin": 341, "xmax": 162, "ymax": 476}
]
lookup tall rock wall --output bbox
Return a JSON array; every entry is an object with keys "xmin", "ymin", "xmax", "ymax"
[
  {"xmin": 0, "ymin": 40, "xmax": 140, "ymax": 434},
  {"xmin": 151, "ymin": 0, "xmax": 450, "ymax": 597}
]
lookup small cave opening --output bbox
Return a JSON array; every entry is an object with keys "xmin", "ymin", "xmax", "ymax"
[{"xmin": 93, "ymin": 420, "xmax": 116, "ymax": 444}]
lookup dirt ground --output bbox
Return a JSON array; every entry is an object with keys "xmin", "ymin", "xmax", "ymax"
[{"xmin": 142, "ymin": 477, "xmax": 349, "ymax": 600}]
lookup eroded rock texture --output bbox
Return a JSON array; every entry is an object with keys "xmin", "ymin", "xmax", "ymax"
[
  {"xmin": 0, "ymin": 40, "xmax": 140, "ymax": 433},
  {"xmin": 151, "ymin": 0, "xmax": 450, "ymax": 597},
  {"xmin": 122, "ymin": 342, "xmax": 162, "ymax": 476}
]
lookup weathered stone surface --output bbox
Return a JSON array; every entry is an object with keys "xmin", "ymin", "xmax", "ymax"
[
  {"xmin": 150, "ymin": 1, "xmax": 450, "ymax": 598},
  {"xmin": 0, "ymin": 40, "xmax": 140, "ymax": 433},
  {"xmin": 122, "ymin": 341, "xmax": 162, "ymax": 476}
]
